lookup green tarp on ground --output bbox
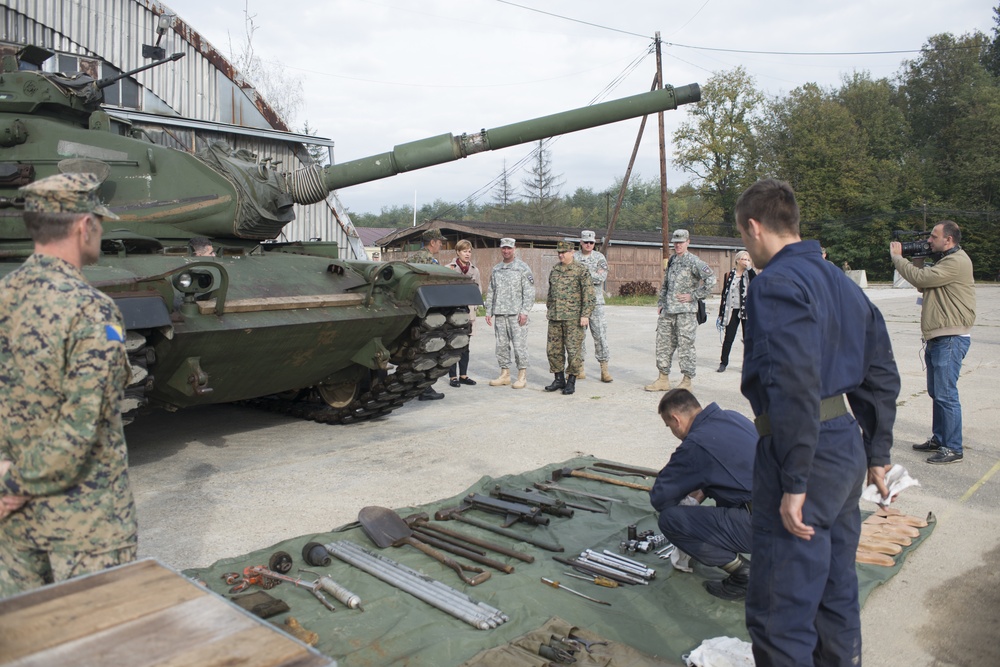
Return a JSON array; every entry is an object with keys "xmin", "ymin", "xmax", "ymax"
[{"xmin": 184, "ymin": 456, "xmax": 933, "ymax": 667}]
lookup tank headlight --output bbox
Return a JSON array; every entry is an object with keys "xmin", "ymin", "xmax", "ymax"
[{"xmin": 176, "ymin": 272, "xmax": 193, "ymax": 289}]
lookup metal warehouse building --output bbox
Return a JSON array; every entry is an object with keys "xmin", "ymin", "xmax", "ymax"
[{"xmin": 0, "ymin": 0, "xmax": 366, "ymax": 258}]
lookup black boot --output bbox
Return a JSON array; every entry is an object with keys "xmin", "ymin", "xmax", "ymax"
[
  {"xmin": 418, "ymin": 386, "xmax": 445, "ymax": 401},
  {"xmin": 544, "ymin": 372, "xmax": 566, "ymax": 392},
  {"xmin": 562, "ymin": 374, "xmax": 577, "ymax": 395},
  {"xmin": 704, "ymin": 556, "xmax": 749, "ymax": 601}
]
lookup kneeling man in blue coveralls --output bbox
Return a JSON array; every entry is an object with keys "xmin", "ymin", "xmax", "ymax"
[{"xmin": 649, "ymin": 388, "xmax": 757, "ymax": 600}]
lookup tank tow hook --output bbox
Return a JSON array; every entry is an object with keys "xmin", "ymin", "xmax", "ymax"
[{"xmin": 166, "ymin": 357, "xmax": 213, "ymax": 397}]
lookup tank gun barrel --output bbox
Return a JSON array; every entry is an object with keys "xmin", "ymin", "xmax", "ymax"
[
  {"xmin": 300, "ymin": 83, "xmax": 699, "ymax": 201},
  {"xmin": 95, "ymin": 52, "xmax": 185, "ymax": 89}
]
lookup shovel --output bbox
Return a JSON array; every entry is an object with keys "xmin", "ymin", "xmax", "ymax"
[{"xmin": 358, "ymin": 506, "xmax": 491, "ymax": 586}]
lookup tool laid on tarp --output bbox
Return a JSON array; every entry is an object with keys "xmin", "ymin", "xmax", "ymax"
[
  {"xmin": 553, "ymin": 555, "xmax": 647, "ymax": 586},
  {"xmin": 540, "ymin": 577, "xmax": 611, "ymax": 606},
  {"xmin": 591, "ymin": 461, "xmax": 660, "ymax": 477},
  {"xmin": 223, "ymin": 566, "xmax": 279, "ymax": 593},
  {"xmin": 246, "ymin": 566, "xmax": 359, "ymax": 612},
  {"xmin": 325, "ymin": 540, "xmax": 509, "ymax": 630},
  {"xmin": 534, "ymin": 481, "xmax": 622, "ymax": 503},
  {"xmin": 551, "ymin": 467, "xmax": 652, "ymax": 492},
  {"xmin": 578, "ymin": 549, "xmax": 656, "ymax": 582},
  {"xmin": 462, "ymin": 493, "xmax": 552, "ymax": 527},
  {"xmin": 562, "ymin": 572, "xmax": 618, "ymax": 588},
  {"xmin": 407, "ymin": 512, "xmax": 535, "ymax": 563},
  {"xmin": 402, "ymin": 514, "xmax": 515, "ymax": 574},
  {"xmin": 491, "ymin": 485, "xmax": 576, "ymax": 517},
  {"xmin": 856, "ymin": 509, "xmax": 933, "ymax": 566},
  {"xmin": 435, "ymin": 505, "xmax": 564, "ymax": 552},
  {"xmin": 359, "ymin": 505, "xmax": 491, "ymax": 586}
]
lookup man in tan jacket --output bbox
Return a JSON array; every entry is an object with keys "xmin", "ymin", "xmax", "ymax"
[{"xmin": 891, "ymin": 220, "xmax": 976, "ymax": 464}]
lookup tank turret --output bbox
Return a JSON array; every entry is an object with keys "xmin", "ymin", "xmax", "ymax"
[{"xmin": 1, "ymin": 45, "xmax": 700, "ymax": 426}]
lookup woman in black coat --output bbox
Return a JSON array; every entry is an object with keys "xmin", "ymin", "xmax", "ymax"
[{"xmin": 717, "ymin": 251, "xmax": 756, "ymax": 372}]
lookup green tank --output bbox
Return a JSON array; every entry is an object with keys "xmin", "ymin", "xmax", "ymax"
[{"xmin": 0, "ymin": 47, "xmax": 700, "ymax": 424}]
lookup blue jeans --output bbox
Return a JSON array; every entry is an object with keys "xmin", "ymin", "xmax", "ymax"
[{"xmin": 925, "ymin": 335, "xmax": 970, "ymax": 454}]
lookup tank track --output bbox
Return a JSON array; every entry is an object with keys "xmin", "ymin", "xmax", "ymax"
[{"xmin": 241, "ymin": 307, "xmax": 472, "ymax": 424}]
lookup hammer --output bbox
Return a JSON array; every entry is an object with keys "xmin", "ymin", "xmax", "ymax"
[{"xmin": 552, "ymin": 467, "xmax": 652, "ymax": 492}]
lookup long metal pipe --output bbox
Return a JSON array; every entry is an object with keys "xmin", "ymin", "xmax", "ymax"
[
  {"xmin": 329, "ymin": 542, "xmax": 498, "ymax": 622},
  {"xmin": 327, "ymin": 543, "xmax": 495, "ymax": 629},
  {"xmin": 326, "ymin": 541, "xmax": 507, "ymax": 629}
]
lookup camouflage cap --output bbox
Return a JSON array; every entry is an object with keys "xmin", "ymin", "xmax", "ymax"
[
  {"xmin": 20, "ymin": 173, "xmax": 119, "ymax": 220},
  {"xmin": 580, "ymin": 230, "xmax": 596, "ymax": 243},
  {"xmin": 499, "ymin": 237, "xmax": 516, "ymax": 248},
  {"xmin": 422, "ymin": 228, "xmax": 445, "ymax": 241},
  {"xmin": 670, "ymin": 228, "xmax": 689, "ymax": 243},
  {"xmin": 556, "ymin": 241, "xmax": 574, "ymax": 253}
]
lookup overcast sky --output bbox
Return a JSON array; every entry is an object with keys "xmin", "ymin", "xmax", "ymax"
[{"xmin": 159, "ymin": 0, "xmax": 996, "ymax": 217}]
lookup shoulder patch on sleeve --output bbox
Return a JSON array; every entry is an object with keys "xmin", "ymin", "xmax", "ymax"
[{"xmin": 105, "ymin": 324, "xmax": 124, "ymax": 342}]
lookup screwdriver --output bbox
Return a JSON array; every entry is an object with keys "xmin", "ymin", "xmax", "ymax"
[
  {"xmin": 562, "ymin": 571, "xmax": 619, "ymax": 588},
  {"xmin": 540, "ymin": 577, "xmax": 612, "ymax": 605}
]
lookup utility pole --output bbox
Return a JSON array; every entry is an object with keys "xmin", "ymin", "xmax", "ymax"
[{"xmin": 655, "ymin": 32, "xmax": 670, "ymax": 264}]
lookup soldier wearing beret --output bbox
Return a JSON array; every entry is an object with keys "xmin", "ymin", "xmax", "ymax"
[
  {"xmin": 544, "ymin": 241, "xmax": 595, "ymax": 395},
  {"xmin": 408, "ymin": 228, "xmax": 448, "ymax": 400},
  {"xmin": 1, "ymin": 173, "xmax": 138, "ymax": 596}
]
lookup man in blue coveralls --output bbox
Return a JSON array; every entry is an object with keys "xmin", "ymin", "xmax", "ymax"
[
  {"xmin": 650, "ymin": 389, "xmax": 757, "ymax": 601},
  {"xmin": 736, "ymin": 179, "xmax": 899, "ymax": 666}
]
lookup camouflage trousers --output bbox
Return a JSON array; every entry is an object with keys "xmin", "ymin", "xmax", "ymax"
[
  {"xmin": 655, "ymin": 312, "xmax": 698, "ymax": 378},
  {"xmin": 0, "ymin": 538, "xmax": 138, "ymax": 597},
  {"xmin": 579, "ymin": 304, "xmax": 610, "ymax": 362},
  {"xmin": 494, "ymin": 314, "xmax": 529, "ymax": 369},
  {"xmin": 547, "ymin": 320, "xmax": 587, "ymax": 375}
]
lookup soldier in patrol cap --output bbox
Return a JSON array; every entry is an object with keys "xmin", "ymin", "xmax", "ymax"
[
  {"xmin": 573, "ymin": 230, "xmax": 613, "ymax": 382},
  {"xmin": 544, "ymin": 240, "xmax": 595, "ymax": 395},
  {"xmin": 485, "ymin": 238, "xmax": 535, "ymax": 389},
  {"xmin": 1, "ymin": 173, "xmax": 138, "ymax": 596},
  {"xmin": 645, "ymin": 228, "xmax": 715, "ymax": 393}
]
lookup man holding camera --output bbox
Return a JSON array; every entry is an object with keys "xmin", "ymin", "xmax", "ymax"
[{"xmin": 891, "ymin": 221, "xmax": 976, "ymax": 464}]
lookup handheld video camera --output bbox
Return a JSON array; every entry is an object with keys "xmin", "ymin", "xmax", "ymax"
[{"xmin": 893, "ymin": 230, "xmax": 933, "ymax": 259}]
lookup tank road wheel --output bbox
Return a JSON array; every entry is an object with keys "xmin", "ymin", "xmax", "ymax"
[
  {"xmin": 317, "ymin": 382, "xmax": 359, "ymax": 408},
  {"xmin": 242, "ymin": 307, "xmax": 472, "ymax": 425}
]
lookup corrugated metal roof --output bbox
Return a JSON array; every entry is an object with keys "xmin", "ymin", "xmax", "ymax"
[{"xmin": 378, "ymin": 219, "xmax": 745, "ymax": 250}]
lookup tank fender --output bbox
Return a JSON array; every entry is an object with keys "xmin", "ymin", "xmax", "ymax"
[
  {"xmin": 413, "ymin": 283, "xmax": 483, "ymax": 318},
  {"xmin": 115, "ymin": 295, "xmax": 172, "ymax": 330}
]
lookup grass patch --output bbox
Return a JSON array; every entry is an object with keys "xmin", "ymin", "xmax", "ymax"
[{"xmin": 605, "ymin": 294, "xmax": 659, "ymax": 307}]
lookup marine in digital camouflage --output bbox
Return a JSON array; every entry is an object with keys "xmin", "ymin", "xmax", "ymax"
[
  {"xmin": 546, "ymin": 256, "xmax": 595, "ymax": 375},
  {"xmin": 654, "ymin": 250, "xmax": 715, "ymax": 378},
  {"xmin": 20, "ymin": 172, "xmax": 119, "ymax": 219},
  {"xmin": 485, "ymin": 257, "xmax": 534, "ymax": 370},
  {"xmin": 409, "ymin": 247, "xmax": 439, "ymax": 265},
  {"xmin": 574, "ymin": 247, "xmax": 610, "ymax": 362},
  {"xmin": 0, "ymin": 254, "xmax": 138, "ymax": 596}
]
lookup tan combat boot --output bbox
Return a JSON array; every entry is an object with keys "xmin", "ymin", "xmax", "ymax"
[
  {"xmin": 677, "ymin": 375, "xmax": 693, "ymax": 391},
  {"xmin": 569, "ymin": 363, "xmax": 585, "ymax": 380},
  {"xmin": 600, "ymin": 361, "xmax": 613, "ymax": 383},
  {"xmin": 512, "ymin": 369, "xmax": 527, "ymax": 389},
  {"xmin": 644, "ymin": 372, "xmax": 671, "ymax": 392},
  {"xmin": 489, "ymin": 368, "xmax": 511, "ymax": 386}
]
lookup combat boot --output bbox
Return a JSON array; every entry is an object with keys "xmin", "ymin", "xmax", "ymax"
[
  {"xmin": 600, "ymin": 361, "xmax": 613, "ymax": 383},
  {"xmin": 545, "ymin": 372, "xmax": 566, "ymax": 392},
  {"xmin": 489, "ymin": 368, "xmax": 511, "ymax": 386},
  {"xmin": 677, "ymin": 375, "xmax": 693, "ymax": 391},
  {"xmin": 562, "ymin": 375, "xmax": 577, "ymax": 395},
  {"xmin": 512, "ymin": 369, "xmax": 528, "ymax": 389},
  {"xmin": 704, "ymin": 556, "xmax": 749, "ymax": 601},
  {"xmin": 644, "ymin": 372, "xmax": 671, "ymax": 392},
  {"xmin": 576, "ymin": 363, "xmax": 586, "ymax": 380}
]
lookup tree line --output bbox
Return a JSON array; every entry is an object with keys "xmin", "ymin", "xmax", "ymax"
[{"xmin": 351, "ymin": 7, "xmax": 1000, "ymax": 281}]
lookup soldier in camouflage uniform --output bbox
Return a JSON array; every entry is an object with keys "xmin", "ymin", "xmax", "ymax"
[
  {"xmin": 485, "ymin": 238, "xmax": 534, "ymax": 389},
  {"xmin": 645, "ymin": 229, "xmax": 716, "ymax": 393},
  {"xmin": 545, "ymin": 241, "xmax": 596, "ymax": 396},
  {"xmin": 0, "ymin": 173, "xmax": 138, "ymax": 597},
  {"xmin": 573, "ymin": 230, "xmax": 612, "ymax": 382},
  {"xmin": 408, "ymin": 228, "xmax": 447, "ymax": 400}
]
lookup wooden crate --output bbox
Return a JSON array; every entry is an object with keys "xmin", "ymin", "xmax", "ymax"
[{"xmin": 0, "ymin": 559, "xmax": 334, "ymax": 667}]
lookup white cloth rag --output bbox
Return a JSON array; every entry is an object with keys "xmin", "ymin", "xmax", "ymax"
[
  {"xmin": 685, "ymin": 636, "xmax": 755, "ymax": 667},
  {"xmin": 669, "ymin": 494, "xmax": 701, "ymax": 572},
  {"xmin": 861, "ymin": 465, "xmax": 919, "ymax": 507}
]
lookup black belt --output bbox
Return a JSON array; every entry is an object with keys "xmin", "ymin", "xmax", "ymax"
[{"xmin": 754, "ymin": 394, "xmax": 849, "ymax": 437}]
